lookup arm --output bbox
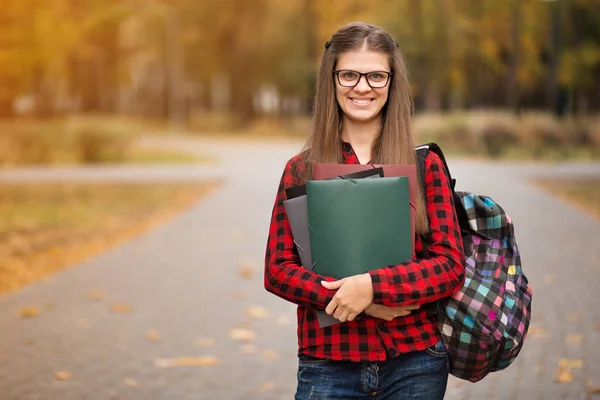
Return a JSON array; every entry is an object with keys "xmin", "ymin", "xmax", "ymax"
[
  {"xmin": 368, "ymin": 152, "xmax": 466, "ymax": 308},
  {"xmin": 263, "ymin": 160, "xmax": 336, "ymax": 310}
]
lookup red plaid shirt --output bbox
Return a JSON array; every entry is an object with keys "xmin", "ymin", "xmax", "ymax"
[{"xmin": 264, "ymin": 142, "xmax": 465, "ymax": 362}]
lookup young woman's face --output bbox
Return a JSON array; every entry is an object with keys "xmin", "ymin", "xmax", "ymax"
[{"xmin": 334, "ymin": 49, "xmax": 391, "ymax": 124}]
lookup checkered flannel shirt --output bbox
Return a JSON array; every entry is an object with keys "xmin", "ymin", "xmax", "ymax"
[{"xmin": 264, "ymin": 142, "xmax": 465, "ymax": 362}]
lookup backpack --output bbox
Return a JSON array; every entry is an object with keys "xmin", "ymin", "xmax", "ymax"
[{"xmin": 416, "ymin": 142, "xmax": 533, "ymax": 383}]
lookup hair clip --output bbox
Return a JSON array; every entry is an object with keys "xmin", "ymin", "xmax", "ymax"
[
  {"xmin": 394, "ymin": 41, "xmax": 400, "ymax": 48},
  {"xmin": 325, "ymin": 40, "xmax": 331, "ymax": 49}
]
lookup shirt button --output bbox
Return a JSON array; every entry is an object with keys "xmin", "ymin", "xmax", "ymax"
[{"xmin": 348, "ymin": 149, "xmax": 353, "ymax": 155}]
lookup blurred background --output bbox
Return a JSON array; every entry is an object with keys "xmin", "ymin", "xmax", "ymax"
[
  {"xmin": 1, "ymin": 1, "xmax": 600, "ymax": 399},
  {"xmin": 1, "ymin": 0, "xmax": 600, "ymax": 162}
]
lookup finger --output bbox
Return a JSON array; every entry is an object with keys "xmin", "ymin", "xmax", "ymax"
[
  {"xmin": 338, "ymin": 313, "xmax": 348, "ymax": 322},
  {"xmin": 325, "ymin": 299, "xmax": 338, "ymax": 316},
  {"xmin": 397, "ymin": 310, "xmax": 411, "ymax": 317},
  {"xmin": 333, "ymin": 306, "xmax": 345, "ymax": 320},
  {"xmin": 321, "ymin": 278, "xmax": 346, "ymax": 290},
  {"xmin": 405, "ymin": 304, "xmax": 421, "ymax": 310},
  {"xmin": 346, "ymin": 312, "xmax": 358, "ymax": 322}
]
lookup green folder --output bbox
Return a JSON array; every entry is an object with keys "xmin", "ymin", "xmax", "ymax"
[{"xmin": 306, "ymin": 176, "xmax": 412, "ymax": 280}]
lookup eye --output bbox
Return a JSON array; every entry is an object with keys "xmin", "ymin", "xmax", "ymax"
[
  {"xmin": 341, "ymin": 71, "xmax": 358, "ymax": 80},
  {"xmin": 368, "ymin": 72, "xmax": 385, "ymax": 81}
]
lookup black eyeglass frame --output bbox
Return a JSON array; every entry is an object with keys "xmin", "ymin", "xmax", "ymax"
[{"xmin": 333, "ymin": 70, "xmax": 393, "ymax": 88}]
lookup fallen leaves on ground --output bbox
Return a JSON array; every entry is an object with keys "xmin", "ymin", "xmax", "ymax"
[
  {"xmin": 241, "ymin": 344, "xmax": 258, "ymax": 354},
  {"xmin": 124, "ymin": 378, "xmax": 139, "ymax": 387},
  {"xmin": 528, "ymin": 325, "xmax": 550, "ymax": 341},
  {"xmin": 55, "ymin": 371, "xmax": 72, "ymax": 381},
  {"xmin": 570, "ymin": 312, "xmax": 581, "ymax": 322},
  {"xmin": 110, "ymin": 303, "xmax": 132, "ymax": 313},
  {"xmin": 0, "ymin": 182, "xmax": 220, "ymax": 296},
  {"xmin": 565, "ymin": 334, "xmax": 584, "ymax": 344},
  {"xmin": 262, "ymin": 349, "xmax": 280, "ymax": 360},
  {"xmin": 277, "ymin": 315, "xmax": 292, "ymax": 325},
  {"xmin": 234, "ymin": 291, "xmax": 248, "ymax": 301},
  {"xmin": 257, "ymin": 382, "xmax": 275, "ymax": 391},
  {"xmin": 146, "ymin": 330, "xmax": 160, "ymax": 341},
  {"xmin": 237, "ymin": 266, "xmax": 254, "ymax": 279},
  {"xmin": 555, "ymin": 358, "xmax": 584, "ymax": 384},
  {"xmin": 556, "ymin": 368, "xmax": 574, "ymax": 383},
  {"xmin": 246, "ymin": 306, "xmax": 269, "ymax": 319},
  {"xmin": 87, "ymin": 289, "xmax": 106, "ymax": 300},
  {"xmin": 229, "ymin": 328, "xmax": 255, "ymax": 342},
  {"xmin": 18, "ymin": 306, "xmax": 40, "ymax": 318},
  {"xmin": 194, "ymin": 337, "xmax": 215, "ymax": 347},
  {"xmin": 559, "ymin": 359, "xmax": 584, "ymax": 369},
  {"xmin": 154, "ymin": 356, "xmax": 220, "ymax": 368}
]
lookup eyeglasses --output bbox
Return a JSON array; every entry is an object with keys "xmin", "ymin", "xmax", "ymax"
[{"xmin": 333, "ymin": 70, "xmax": 393, "ymax": 88}]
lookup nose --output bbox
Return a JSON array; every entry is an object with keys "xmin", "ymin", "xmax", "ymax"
[{"xmin": 354, "ymin": 75, "xmax": 372, "ymax": 92}]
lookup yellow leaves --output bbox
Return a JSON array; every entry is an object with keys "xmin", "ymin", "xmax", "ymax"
[
  {"xmin": 0, "ymin": 181, "xmax": 218, "ymax": 297},
  {"xmin": 276, "ymin": 315, "xmax": 292, "ymax": 325},
  {"xmin": 262, "ymin": 349, "xmax": 280, "ymax": 360},
  {"xmin": 229, "ymin": 328, "xmax": 256, "ymax": 342},
  {"xmin": 237, "ymin": 266, "xmax": 254, "ymax": 279},
  {"xmin": 565, "ymin": 334, "xmax": 583, "ymax": 344},
  {"xmin": 18, "ymin": 306, "xmax": 40, "ymax": 318},
  {"xmin": 556, "ymin": 368, "xmax": 574, "ymax": 384},
  {"xmin": 87, "ymin": 289, "xmax": 106, "ymax": 300},
  {"xmin": 256, "ymin": 382, "xmax": 275, "ymax": 391},
  {"xmin": 55, "ymin": 371, "xmax": 72, "ymax": 381},
  {"xmin": 146, "ymin": 330, "xmax": 160, "ymax": 341},
  {"xmin": 559, "ymin": 359, "xmax": 584, "ymax": 369},
  {"xmin": 110, "ymin": 303, "xmax": 132, "ymax": 313},
  {"xmin": 154, "ymin": 356, "xmax": 220, "ymax": 368},
  {"xmin": 194, "ymin": 337, "xmax": 215, "ymax": 347},
  {"xmin": 556, "ymin": 358, "xmax": 584, "ymax": 384},
  {"xmin": 124, "ymin": 378, "xmax": 139, "ymax": 388},
  {"xmin": 528, "ymin": 325, "xmax": 550, "ymax": 341},
  {"xmin": 246, "ymin": 306, "xmax": 269, "ymax": 319}
]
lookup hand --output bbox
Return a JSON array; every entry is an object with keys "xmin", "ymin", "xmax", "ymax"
[
  {"xmin": 321, "ymin": 273, "xmax": 374, "ymax": 322},
  {"xmin": 364, "ymin": 303, "xmax": 421, "ymax": 321}
]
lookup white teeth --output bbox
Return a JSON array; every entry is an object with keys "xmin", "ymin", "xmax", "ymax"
[{"xmin": 351, "ymin": 99, "xmax": 372, "ymax": 105}]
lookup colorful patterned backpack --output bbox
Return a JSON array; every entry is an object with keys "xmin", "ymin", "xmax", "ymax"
[{"xmin": 416, "ymin": 142, "xmax": 533, "ymax": 383}]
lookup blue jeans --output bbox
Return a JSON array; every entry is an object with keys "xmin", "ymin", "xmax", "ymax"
[{"xmin": 295, "ymin": 340, "xmax": 449, "ymax": 400}]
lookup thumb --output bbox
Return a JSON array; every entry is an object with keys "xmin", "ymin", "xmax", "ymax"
[{"xmin": 321, "ymin": 278, "xmax": 346, "ymax": 290}]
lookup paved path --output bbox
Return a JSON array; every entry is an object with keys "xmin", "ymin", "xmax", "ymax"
[{"xmin": 0, "ymin": 136, "xmax": 599, "ymax": 400}]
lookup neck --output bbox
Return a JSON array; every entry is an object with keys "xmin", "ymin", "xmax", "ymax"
[{"xmin": 341, "ymin": 115, "xmax": 382, "ymax": 150}]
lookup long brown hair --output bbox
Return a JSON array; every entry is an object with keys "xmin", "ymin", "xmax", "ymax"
[{"xmin": 303, "ymin": 21, "xmax": 429, "ymax": 234}]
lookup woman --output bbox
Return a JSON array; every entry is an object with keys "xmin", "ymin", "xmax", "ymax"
[{"xmin": 264, "ymin": 22, "xmax": 465, "ymax": 399}]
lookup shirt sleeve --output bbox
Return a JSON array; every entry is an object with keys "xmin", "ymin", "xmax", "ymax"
[
  {"xmin": 263, "ymin": 159, "xmax": 336, "ymax": 310},
  {"xmin": 368, "ymin": 152, "xmax": 466, "ymax": 307}
]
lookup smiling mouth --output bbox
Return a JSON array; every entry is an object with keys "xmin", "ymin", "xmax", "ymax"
[{"xmin": 350, "ymin": 98, "xmax": 374, "ymax": 106}]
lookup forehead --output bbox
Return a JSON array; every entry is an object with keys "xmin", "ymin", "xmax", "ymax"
[{"xmin": 336, "ymin": 49, "xmax": 390, "ymax": 72}]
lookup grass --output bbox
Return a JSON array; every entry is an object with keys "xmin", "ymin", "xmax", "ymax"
[
  {"xmin": 0, "ymin": 180, "xmax": 221, "ymax": 296},
  {"xmin": 0, "ymin": 115, "xmax": 214, "ymax": 166},
  {"xmin": 533, "ymin": 178, "xmax": 600, "ymax": 220},
  {"xmin": 125, "ymin": 148, "xmax": 213, "ymax": 164}
]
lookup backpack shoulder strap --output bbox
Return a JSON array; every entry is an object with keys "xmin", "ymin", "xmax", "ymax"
[
  {"xmin": 416, "ymin": 142, "xmax": 456, "ymax": 190},
  {"xmin": 415, "ymin": 142, "xmax": 472, "ymax": 249}
]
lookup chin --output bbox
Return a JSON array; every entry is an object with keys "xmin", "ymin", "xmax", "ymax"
[{"xmin": 347, "ymin": 111, "xmax": 380, "ymax": 123}]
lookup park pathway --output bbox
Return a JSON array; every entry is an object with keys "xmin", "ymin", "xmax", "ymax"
[{"xmin": 0, "ymin": 135, "xmax": 599, "ymax": 399}]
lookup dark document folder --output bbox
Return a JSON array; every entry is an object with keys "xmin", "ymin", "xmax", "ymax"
[
  {"xmin": 306, "ymin": 176, "xmax": 412, "ymax": 280},
  {"xmin": 283, "ymin": 168, "xmax": 384, "ymax": 328},
  {"xmin": 313, "ymin": 164, "xmax": 417, "ymax": 248}
]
